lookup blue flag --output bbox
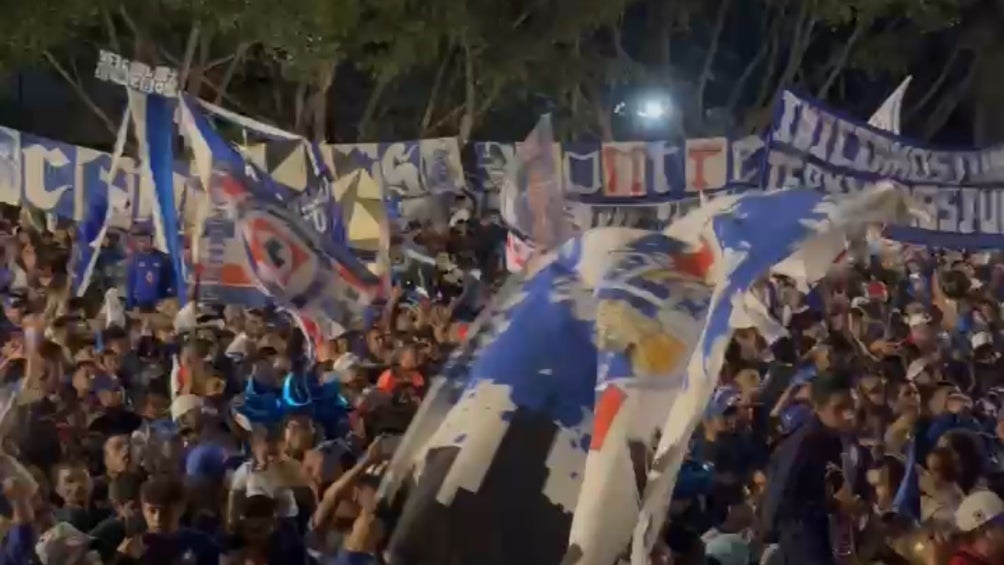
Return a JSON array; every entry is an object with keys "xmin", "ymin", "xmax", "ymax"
[
  {"xmin": 70, "ymin": 182, "xmax": 110, "ymax": 296},
  {"xmin": 501, "ymin": 115, "xmax": 574, "ymax": 251},
  {"xmin": 892, "ymin": 438, "xmax": 921, "ymax": 522},
  {"xmin": 129, "ymin": 90, "xmax": 187, "ymax": 303},
  {"xmin": 179, "ymin": 96, "xmax": 382, "ymax": 324}
]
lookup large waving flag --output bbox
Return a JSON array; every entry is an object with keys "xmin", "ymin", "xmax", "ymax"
[
  {"xmin": 629, "ymin": 185, "xmax": 913, "ymax": 563},
  {"xmin": 128, "ymin": 89, "xmax": 187, "ymax": 302},
  {"xmin": 868, "ymin": 76, "xmax": 912, "ymax": 134},
  {"xmin": 386, "ymin": 227, "xmax": 648, "ymax": 565},
  {"xmin": 382, "ymin": 184, "xmax": 912, "ymax": 565},
  {"xmin": 178, "ymin": 96, "xmax": 381, "ymax": 324},
  {"xmin": 501, "ymin": 115, "xmax": 574, "ymax": 254},
  {"xmin": 566, "ymin": 233, "xmax": 714, "ymax": 565},
  {"xmin": 198, "ymin": 99, "xmax": 348, "ymax": 252}
]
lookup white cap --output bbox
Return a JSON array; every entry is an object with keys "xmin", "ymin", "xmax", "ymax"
[
  {"xmin": 449, "ymin": 208, "xmax": 472, "ymax": 227},
  {"xmin": 850, "ymin": 296, "xmax": 870, "ymax": 310},
  {"xmin": 331, "ymin": 352, "xmax": 360, "ymax": 374},
  {"xmin": 170, "ymin": 394, "xmax": 204, "ymax": 422},
  {"xmin": 103, "ymin": 288, "xmax": 126, "ymax": 329},
  {"xmin": 956, "ymin": 490, "xmax": 1004, "ymax": 532},
  {"xmin": 972, "ymin": 331, "xmax": 993, "ymax": 350},
  {"xmin": 225, "ymin": 332, "xmax": 251, "ymax": 358},
  {"xmin": 906, "ymin": 358, "xmax": 930, "ymax": 382},
  {"xmin": 704, "ymin": 533, "xmax": 751, "ymax": 565},
  {"xmin": 173, "ymin": 302, "xmax": 197, "ymax": 333},
  {"xmin": 908, "ymin": 313, "xmax": 932, "ymax": 327}
]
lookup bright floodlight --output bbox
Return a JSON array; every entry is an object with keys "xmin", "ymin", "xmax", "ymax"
[{"xmin": 638, "ymin": 100, "xmax": 666, "ymax": 120}]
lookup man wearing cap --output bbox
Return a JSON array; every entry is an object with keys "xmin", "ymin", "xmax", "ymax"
[
  {"xmin": 951, "ymin": 490, "xmax": 1004, "ymax": 564},
  {"xmin": 759, "ymin": 371, "xmax": 858, "ymax": 565},
  {"xmin": 696, "ymin": 386, "xmax": 767, "ymax": 529},
  {"xmin": 125, "ymin": 224, "xmax": 173, "ymax": 312},
  {"xmin": 1, "ymin": 290, "xmax": 27, "ymax": 331}
]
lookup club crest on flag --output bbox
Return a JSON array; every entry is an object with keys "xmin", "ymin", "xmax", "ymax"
[{"xmin": 239, "ymin": 208, "xmax": 317, "ymax": 297}]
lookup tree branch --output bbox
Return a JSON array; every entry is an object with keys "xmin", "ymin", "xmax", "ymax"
[
  {"xmin": 204, "ymin": 53, "xmax": 237, "ymax": 71},
  {"xmin": 187, "ymin": 28, "xmax": 213, "ymax": 96},
  {"xmin": 459, "ymin": 32, "xmax": 476, "ymax": 144},
  {"xmin": 421, "ymin": 48, "xmax": 454, "ymax": 136},
  {"xmin": 101, "ymin": 6, "xmax": 121, "ymax": 53},
  {"xmin": 43, "ymin": 51, "xmax": 117, "ymax": 136},
  {"xmin": 293, "ymin": 82, "xmax": 308, "ymax": 134},
  {"xmin": 752, "ymin": 6, "xmax": 785, "ymax": 111},
  {"xmin": 358, "ymin": 74, "xmax": 391, "ymax": 141},
  {"xmin": 178, "ymin": 22, "xmax": 202, "ymax": 92},
  {"xmin": 311, "ymin": 65, "xmax": 336, "ymax": 142},
  {"xmin": 771, "ymin": 6, "xmax": 817, "ymax": 104},
  {"xmin": 922, "ymin": 59, "xmax": 975, "ymax": 140},
  {"xmin": 118, "ymin": 5, "xmax": 139, "ymax": 37},
  {"xmin": 907, "ymin": 41, "xmax": 964, "ymax": 120},
  {"xmin": 583, "ymin": 83, "xmax": 614, "ymax": 141},
  {"xmin": 156, "ymin": 47, "xmax": 260, "ymax": 120},
  {"xmin": 696, "ymin": 0, "xmax": 734, "ymax": 118},
  {"xmin": 816, "ymin": 18, "xmax": 868, "ymax": 100},
  {"xmin": 426, "ymin": 80, "xmax": 503, "ymax": 134},
  {"xmin": 214, "ymin": 43, "xmax": 250, "ymax": 105},
  {"xmin": 726, "ymin": 9, "xmax": 778, "ymax": 115}
]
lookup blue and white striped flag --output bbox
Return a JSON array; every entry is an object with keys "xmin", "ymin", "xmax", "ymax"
[
  {"xmin": 631, "ymin": 186, "xmax": 913, "ymax": 563},
  {"xmin": 128, "ymin": 89, "xmax": 187, "ymax": 303},
  {"xmin": 382, "ymin": 185, "xmax": 914, "ymax": 565},
  {"xmin": 178, "ymin": 96, "xmax": 382, "ymax": 325},
  {"xmin": 71, "ymin": 107, "xmax": 131, "ymax": 297}
]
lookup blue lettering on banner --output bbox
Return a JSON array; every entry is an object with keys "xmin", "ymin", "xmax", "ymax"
[
  {"xmin": 0, "ymin": 123, "xmax": 767, "ymax": 229},
  {"xmin": 379, "ymin": 141, "xmax": 423, "ymax": 200},
  {"xmin": 0, "ymin": 128, "xmax": 20, "ymax": 206},
  {"xmin": 471, "ymin": 139, "xmax": 752, "ymax": 207},
  {"xmin": 21, "ymin": 135, "xmax": 76, "ymax": 219},
  {"xmin": 765, "ymin": 89, "xmax": 1004, "ymax": 247},
  {"xmin": 730, "ymin": 135, "xmax": 764, "ymax": 185}
]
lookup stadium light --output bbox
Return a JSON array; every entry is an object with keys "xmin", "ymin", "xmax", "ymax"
[{"xmin": 638, "ymin": 99, "xmax": 667, "ymax": 120}]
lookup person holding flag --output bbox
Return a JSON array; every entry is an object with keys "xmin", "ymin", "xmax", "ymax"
[{"xmin": 125, "ymin": 224, "xmax": 175, "ymax": 312}]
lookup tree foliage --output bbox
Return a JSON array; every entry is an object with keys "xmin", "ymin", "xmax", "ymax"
[{"xmin": 0, "ymin": 0, "xmax": 1002, "ymax": 145}]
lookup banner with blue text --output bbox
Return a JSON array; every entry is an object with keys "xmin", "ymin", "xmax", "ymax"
[
  {"xmin": 765, "ymin": 89, "xmax": 1004, "ymax": 248},
  {"xmin": 0, "ymin": 122, "xmax": 765, "ymax": 230}
]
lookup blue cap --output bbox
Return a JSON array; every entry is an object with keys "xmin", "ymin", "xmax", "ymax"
[
  {"xmin": 705, "ymin": 386, "xmax": 741, "ymax": 418},
  {"xmin": 91, "ymin": 373, "xmax": 122, "ymax": 394},
  {"xmin": 779, "ymin": 402, "xmax": 813, "ymax": 435},
  {"xmin": 149, "ymin": 418, "xmax": 179, "ymax": 436},
  {"xmin": 185, "ymin": 443, "xmax": 228, "ymax": 483},
  {"xmin": 673, "ymin": 460, "xmax": 715, "ymax": 500},
  {"xmin": 791, "ymin": 364, "xmax": 817, "ymax": 387}
]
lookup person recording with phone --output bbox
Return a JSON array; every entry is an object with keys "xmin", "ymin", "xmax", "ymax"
[
  {"xmin": 89, "ymin": 473, "xmax": 144, "ymax": 562},
  {"xmin": 113, "ymin": 475, "xmax": 220, "ymax": 565}
]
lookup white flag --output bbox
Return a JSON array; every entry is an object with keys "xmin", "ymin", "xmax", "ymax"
[{"xmin": 868, "ymin": 76, "xmax": 912, "ymax": 134}]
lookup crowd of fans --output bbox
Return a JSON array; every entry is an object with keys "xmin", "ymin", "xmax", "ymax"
[
  {"xmin": 678, "ymin": 244, "xmax": 1004, "ymax": 565},
  {"xmin": 4, "ymin": 197, "xmax": 1004, "ymax": 565},
  {"xmin": 0, "ymin": 204, "xmax": 499, "ymax": 565}
]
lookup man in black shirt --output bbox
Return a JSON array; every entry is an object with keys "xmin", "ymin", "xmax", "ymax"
[{"xmin": 760, "ymin": 370, "xmax": 857, "ymax": 565}]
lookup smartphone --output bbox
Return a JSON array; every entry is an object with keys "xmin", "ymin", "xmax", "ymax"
[{"xmin": 381, "ymin": 434, "xmax": 402, "ymax": 457}]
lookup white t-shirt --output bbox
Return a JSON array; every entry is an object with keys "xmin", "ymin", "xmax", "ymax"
[{"xmin": 230, "ymin": 460, "xmax": 300, "ymax": 518}]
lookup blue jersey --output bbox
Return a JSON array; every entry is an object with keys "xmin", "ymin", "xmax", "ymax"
[{"xmin": 126, "ymin": 250, "xmax": 174, "ymax": 308}]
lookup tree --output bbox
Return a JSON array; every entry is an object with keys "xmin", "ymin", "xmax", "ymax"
[{"xmin": 0, "ymin": 0, "xmax": 999, "ymax": 146}]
